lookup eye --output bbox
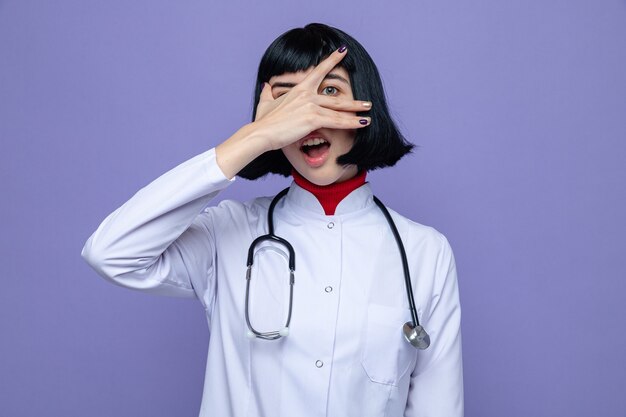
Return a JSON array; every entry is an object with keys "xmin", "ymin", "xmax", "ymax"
[{"xmin": 321, "ymin": 86, "xmax": 339, "ymax": 96}]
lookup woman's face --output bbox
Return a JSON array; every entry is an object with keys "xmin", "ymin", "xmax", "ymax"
[{"xmin": 269, "ymin": 66, "xmax": 359, "ymax": 186}]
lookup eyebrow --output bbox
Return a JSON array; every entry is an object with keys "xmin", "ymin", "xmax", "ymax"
[{"xmin": 271, "ymin": 73, "xmax": 350, "ymax": 89}]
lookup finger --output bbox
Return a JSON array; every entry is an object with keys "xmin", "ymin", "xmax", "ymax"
[
  {"xmin": 313, "ymin": 107, "xmax": 371, "ymax": 130},
  {"xmin": 300, "ymin": 46, "xmax": 348, "ymax": 89},
  {"xmin": 258, "ymin": 82, "xmax": 274, "ymax": 103},
  {"xmin": 314, "ymin": 95, "xmax": 372, "ymax": 112}
]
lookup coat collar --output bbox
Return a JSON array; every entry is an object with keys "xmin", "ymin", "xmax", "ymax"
[{"xmin": 283, "ymin": 180, "xmax": 374, "ymax": 217}]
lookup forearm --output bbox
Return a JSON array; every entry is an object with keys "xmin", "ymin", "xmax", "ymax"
[{"xmin": 81, "ymin": 148, "xmax": 232, "ymax": 284}]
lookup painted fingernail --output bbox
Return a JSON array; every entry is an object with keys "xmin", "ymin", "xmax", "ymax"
[
  {"xmin": 338, "ymin": 45, "xmax": 347, "ymax": 53},
  {"xmin": 362, "ymin": 101, "xmax": 372, "ymax": 108},
  {"xmin": 359, "ymin": 118, "xmax": 370, "ymax": 125}
]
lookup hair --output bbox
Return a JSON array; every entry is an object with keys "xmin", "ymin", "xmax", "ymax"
[{"xmin": 237, "ymin": 23, "xmax": 414, "ymax": 180}]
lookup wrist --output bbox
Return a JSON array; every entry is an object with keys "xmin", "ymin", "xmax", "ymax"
[
  {"xmin": 238, "ymin": 121, "xmax": 274, "ymax": 154},
  {"xmin": 215, "ymin": 122, "xmax": 272, "ymax": 180}
]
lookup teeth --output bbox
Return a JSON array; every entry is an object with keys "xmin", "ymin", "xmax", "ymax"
[{"xmin": 302, "ymin": 138, "xmax": 328, "ymax": 147}]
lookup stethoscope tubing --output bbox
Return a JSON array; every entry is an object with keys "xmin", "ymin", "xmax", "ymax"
[
  {"xmin": 372, "ymin": 196, "xmax": 420, "ymax": 329},
  {"xmin": 245, "ymin": 187, "xmax": 295, "ymax": 340},
  {"xmin": 244, "ymin": 187, "xmax": 424, "ymax": 342}
]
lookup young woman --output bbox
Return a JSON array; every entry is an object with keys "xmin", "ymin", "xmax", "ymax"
[{"xmin": 82, "ymin": 23, "xmax": 463, "ymax": 417}]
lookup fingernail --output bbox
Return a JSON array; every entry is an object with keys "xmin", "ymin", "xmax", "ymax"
[
  {"xmin": 338, "ymin": 45, "xmax": 347, "ymax": 53},
  {"xmin": 359, "ymin": 118, "xmax": 370, "ymax": 125},
  {"xmin": 362, "ymin": 101, "xmax": 372, "ymax": 108}
]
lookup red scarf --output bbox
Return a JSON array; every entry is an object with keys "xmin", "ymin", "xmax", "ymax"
[{"xmin": 292, "ymin": 169, "xmax": 367, "ymax": 215}]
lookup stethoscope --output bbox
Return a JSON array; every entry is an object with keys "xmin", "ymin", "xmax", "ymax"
[{"xmin": 245, "ymin": 187, "xmax": 430, "ymax": 350}]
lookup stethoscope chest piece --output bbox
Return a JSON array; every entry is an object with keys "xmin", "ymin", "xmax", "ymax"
[{"xmin": 403, "ymin": 322, "xmax": 430, "ymax": 350}]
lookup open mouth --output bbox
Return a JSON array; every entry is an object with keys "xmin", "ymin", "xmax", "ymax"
[
  {"xmin": 300, "ymin": 138, "xmax": 331, "ymax": 167},
  {"xmin": 301, "ymin": 138, "xmax": 330, "ymax": 157}
]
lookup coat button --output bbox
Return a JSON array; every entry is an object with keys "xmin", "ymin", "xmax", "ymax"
[
  {"xmin": 315, "ymin": 360, "xmax": 324, "ymax": 368},
  {"xmin": 327, "ymin": 222, "xmax": 335, "ymax": 229},
  {"xmin": 325, "ymin": 286, "xmax": 333, "ymax": 293}
]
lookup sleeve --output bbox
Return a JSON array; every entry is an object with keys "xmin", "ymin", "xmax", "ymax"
[
  {"xmin": 404, "ymin": 236, "xmax": 464, "ymax": 417},
  {"xmin": 81, "ymin": 148, "xmax": 234, "ymax": 306}
]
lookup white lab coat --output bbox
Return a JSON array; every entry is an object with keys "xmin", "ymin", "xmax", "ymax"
[{"xmin": 82, "ymin": 148, "xmax": 463, "ymax": 417}]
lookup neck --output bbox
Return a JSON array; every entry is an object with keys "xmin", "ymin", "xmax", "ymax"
[{"xmin": 291, "ymin": 170, "xmax": 367, "ymax": 215}]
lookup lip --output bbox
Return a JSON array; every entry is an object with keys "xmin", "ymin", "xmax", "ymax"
[
  {"xmin": 302, "ymin": 148, "xmax": 330, "ymax": 168},
  {"xmin": 299, "ymin": 130, "xmax": 331, "ymax": 168}
]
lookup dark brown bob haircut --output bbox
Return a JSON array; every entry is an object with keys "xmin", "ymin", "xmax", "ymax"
[{"xmin": 238, "ymin": 23, "xmax": 414, "ymax": 180}]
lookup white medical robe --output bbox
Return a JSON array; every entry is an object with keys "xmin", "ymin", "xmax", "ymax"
[{"xmin": 82, "ymin": 148, "xmax": 464, "ymax": 417}]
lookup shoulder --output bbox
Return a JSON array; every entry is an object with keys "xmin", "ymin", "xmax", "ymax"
[
  {"xmin": 387, "ymin": 207, "xmax": 449, "ymax": 245},
  {"xmin": 196, "ymin": 194, "xmax": 274, "ymax": 232},
  {"xmin": 384, "ymin": 206, "xmax": 453, "ymax": 261},
  {"xmin": 207, "ymin": 195, "xmax": 272, "ymax": 216}
]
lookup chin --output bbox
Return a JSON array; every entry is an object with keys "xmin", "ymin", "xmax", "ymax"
[
  {"xmin": 295, "ymin": 165, "xmax": 357, "ymax": 186},
  {"xmin": 306, "ymin": 175, "xmax": 339, "ymax": 187}
]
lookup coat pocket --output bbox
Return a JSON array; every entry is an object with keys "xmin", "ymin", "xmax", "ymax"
[{"xmin": 361, "ymin": 303, "xmax": 417, "ymax": 386}]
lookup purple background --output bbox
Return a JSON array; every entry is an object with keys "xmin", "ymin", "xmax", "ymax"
[{"xmin": 1, "ymin": 0, "xmax": 625, "ymax": 416}]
